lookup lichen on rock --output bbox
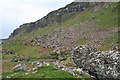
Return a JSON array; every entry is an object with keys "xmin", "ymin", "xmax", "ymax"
[{"xmin": 72, "ymin": 45, "xmax": 120, "ymax": 80}]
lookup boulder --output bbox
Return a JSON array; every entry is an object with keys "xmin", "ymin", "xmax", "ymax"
[
  {"xmin": 11, "ymin": 55, "xmax": 30, "ymax": 62},
  {"xmin": 2, "ymin": 49, "xmax": 7, "ymax": 55},
  {"xmin": 23, "ymin": 43, "xmax": 27, "ymax": 45},
  {"xmin": 6, "ymin": 50, "xmax": 14, "ymax": 54},
  {"xmin": 72, "ymin": 45, "xmax": 120, "ymax": 80},
  {"xmin": 57, "ymin": 50, "xmax": 61, "ymax": 55},
  {"xmin": 33, "ymin": 67, "xmax": 38, "ymax": 71},
  {"xmin": 37, "ymin": 62, "xmax": 43, "ymax": 67},
  {"xmin": 53, "ymin": 62, "xmax": 65, "ymax": 69},
  {"xmin": 13, "ymin": 63, "xmax": 26, "ymax": 71},
  {"xmin": 43, "ymin": 62, "xmax": 50, "ymax": 66},
  {"xmin": 11, "ymin": 57, "xmax": 19, "ymax": 62},
  {"xmin": 73, "ymin": 68, "xmax": 83, "ymax": 75},
  {"xmin": 62, "ymin": 67, "xmax": 75, "ymax": 76}
]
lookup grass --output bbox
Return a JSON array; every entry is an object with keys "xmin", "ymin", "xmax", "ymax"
[
  {"xmin": 94, "ymin": 2, "xmax": 118, "ymax": 28},
  {"xmin": 29, "ymin": 55, "xmax": 52, "ymax": 61},
  {"xmin": 5, "ymin": 2, "xmax": 118, "ymax": 46},
  {"xmin": 3, "ymin": 45, "xmax": 38, "ymax": 56},
  {"xmin": 99, "ymin": 32, "xmax": 119, "ymax": 51},
  {"xmin": 2, "ymin": 63, "xmax": 94, "ymax": 79},
  {"xmin": 2, "ymin": 43, "xmax": 52, "ymax": 60},
  {"xmin": 2, "ymin": 64, "xmax": 75, "ymax": 78},
  {"xmin": 1, "ymin": 2, "xmax": 119, "ymax": 79},
  {"xmin": 2, "ymin": 62, "xmax": 33, "ymax": 73},
  {"xmin": 73, "ymin": 37, "xmax": 93, "ymax": 46}
]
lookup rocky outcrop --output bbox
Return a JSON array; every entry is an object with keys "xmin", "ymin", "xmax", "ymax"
[
  {"xmin": 72, "ymin": 45, "xmax": 120, "ymax": 80},
  {"xmin": 47, "ymin": 2, "xmax": 90, "ymax": 16}
]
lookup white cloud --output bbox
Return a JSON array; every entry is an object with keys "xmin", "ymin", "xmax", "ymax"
[{"xmin": 17, "ymin": 4, "xmax": 53, "ymax": 22}]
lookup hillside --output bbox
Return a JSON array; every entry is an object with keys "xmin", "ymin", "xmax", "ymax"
[
  {"xmin": 1, "ymin": 2, "xmax": 119, "ymax": 80},
  {"xmin": 5, "ymin": 2, "xmax": 119, "ymax": 51}
]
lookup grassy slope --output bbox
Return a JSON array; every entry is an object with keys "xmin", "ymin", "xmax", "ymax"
[
  {"xmin": 2, "ymin": 63, "xmax": 93, "ymax": 79},
  {"xmin": 4, "ymin": 2, "xmax": 118, "ymax": 45},
  {"xmin": 2, "ymin": 2, "xmax": 119, "ymax": 79},
  {"xmin": 2, "ymin": 2, "xmax": 118, "ymax": 62},
  {"xmin": 2, "ymin": 65, "xmax": 74, "ymax": 78}
]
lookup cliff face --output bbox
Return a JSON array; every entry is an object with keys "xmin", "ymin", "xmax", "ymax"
[{"xmin": 10, "ymin": 2, "xmax": 106, "ymax": 37}]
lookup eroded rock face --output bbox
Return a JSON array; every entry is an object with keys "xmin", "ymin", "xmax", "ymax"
[{"xmin": 72, "ymin": 45, "xmax": 120, "ymax": 80}]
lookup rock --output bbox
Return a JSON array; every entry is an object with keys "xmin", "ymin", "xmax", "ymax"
[
  {"xmin": 32, "ymin": 62, "xmax": 34, "ymax": 65},
  {"xmin": 27, "ymin": 69, "xmax": 31, "ymax": 72},
  {"xmin": 37, "ymin": 43, "xmax": 40, "ymax": 46},
  {"xmin": 23, "ymin": 43, "xmax": 27, "ymax": 45},
  {"xmin": 38, "ymin": 64, "xmax": 42, "ymax": 68},
  {"xmin": 33, "ymin": 67, "xmax": 38, "ymax": 71},
  {"xmin": 6, "ymin": 50, "xmax": 14, "ymax": 54},
  {"xmin": 11, "ymin": 54, "xmax": 30, "ymax": 62},
  {"xmin": 32, "ymin": 71, "xmax": 38, "ymax": 74},
  {"xmin": 53, "ymin": 62, "xmax": 65, "ymax": 69},
  {"xmin": 43, "ymin": 62, "xmax": 50, "ymax": 66},
  {"xmin": 37, "ymin": 62, "xmax": 40, "ymax": 65},
  {"xmin": 72, "ymin": 45, "xmax": 120, "ymax": 80},
  {"xmin": 10, "ymin": 2, "xmax": 95, "ymax": 37},
  {"xmin": 61, "ymin": 67, "xmax": 75, "ymax": 76},
  {"xmin": 73, "ymin": 68, "xmax": 83, "ymax": 75},
  {"xmin": 37, "ymin": 62, "xmax": 43, "ymax": 67},
  {"xmin": 11, "ymin": 57, "xmax": 19, "ymax": 62},
  {"xmin": 57, "ymin": 50, "xmax": 61, "ymax": 55},
  {"xmin": 13, "ymin": 63, "xmax": 26, "ymax": 71},
  {"xmin": 2, "ymin": 49, "xmax": 7, "ymax": 55},
  {"xmin": 3, "ymin": 61, "xmax": 7, "ymax": 63},
  {"xmin": 24, "ymin": 72, "xmax": 29, "ymax": 75},
  {"xmin": 15, "ymin": 53, "xmax": 19, "ymax": 57},
  {"xmin": 7, "ymin": 76, "xmax": 11, "ymax": 78}
]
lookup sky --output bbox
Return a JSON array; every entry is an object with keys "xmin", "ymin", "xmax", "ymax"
[{"xmin": 0, "ymin": 0, "xmax": 74, "ymax": 39}]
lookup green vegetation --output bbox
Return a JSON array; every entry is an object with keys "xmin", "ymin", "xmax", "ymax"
[
  {"xmin": 3, "ymin": 63, "xmax": 94, "ymax": 79},
  {"xmin": 1, "ymin": 2, "xmax": 119, "ymax": 79},
  {"xmin": 99, "ymin": 32, "xmax": 119, "ymax": 51},
  {"xmin": 7, "ymin": 2, "xmax": 118, "ymax": 42},
  {"xmin": 29, "ymin": 54, "xmax": 52, "ymax": 61},
  {"xmin": 94, "ymin": 2, "xmax": 118, "ymax": 28},
  {"xmin": 2, "ymin": 65, "xmax": 75, "ymax": 78}
]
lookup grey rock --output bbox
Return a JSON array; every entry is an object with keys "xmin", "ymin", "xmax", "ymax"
[
  {"xmin": 11, "ymin": 57, "xmax": 19, "ymax": 62},
  {"xmin": 53, "ymin": 62, "xmax": 65, "ymax": 69},
  {"xmin": 2, "ymin": 49, "xmax": 7, "ymax": 54},
  {"xmin": 72, "ymin": 45, "xmax": 120, "ymax": 80},
  {"xmin": 6, "ymin": 50, "xmax": 14, "ymax": 54},
  {"xmin": 13, "ymin": 63, "xmax": 26, "ymax": 71},
  {"xmin": 57, "ymin": 50, "xmax": 61, "ymax": 55}
]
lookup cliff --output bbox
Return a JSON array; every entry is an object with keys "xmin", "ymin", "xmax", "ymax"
[{"xmin": 10, "ymin": 2, "xmax": 105, "ymax": 37}]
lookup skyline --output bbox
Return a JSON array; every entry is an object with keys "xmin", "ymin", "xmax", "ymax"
[{"xmin": 0, "ymin": 0, "xmax": 74, "ymax": 39}]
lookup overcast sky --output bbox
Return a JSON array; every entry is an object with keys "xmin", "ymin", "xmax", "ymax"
[{"xmin": 0, "ymin": 0, "xmax": 74, "ymax": 39}]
